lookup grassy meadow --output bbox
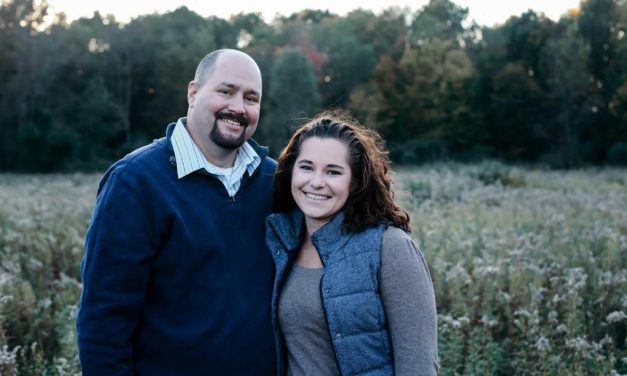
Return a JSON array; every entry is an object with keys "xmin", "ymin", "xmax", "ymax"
[{"xmin": 0, "ymin": 162, "xmax": 626, "ymax": 375}]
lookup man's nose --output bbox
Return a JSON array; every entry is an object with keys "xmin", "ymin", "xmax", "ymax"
[{"xmin": 227, "ymin": 95, "xmax": 245, "ymax": 113}]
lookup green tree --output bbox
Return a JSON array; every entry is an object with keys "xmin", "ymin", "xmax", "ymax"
[
  {"xmin": 0, "ymin": 0, "xmax": 48, "ymax": 169},
  {"xmin": 73, "ymin": 77, "xmax": 126, "ymax": 169},
  {"xmin": 501, "ymin": 10, "xmax": 554, "ymax": 85},
  {"xmin": 539, "ymin": 19, "xmax": 591, "ymax": 166},
  {"xmin": 312, "ymin": 15, "xmax": 376, "ymax": 107},
  {"xmin": 579, "ymin": 0, "xmax": 619, "ymax": 81},
  {"xmin": 262, "ymin": 48, "xmax": 321, "ymax": 154},
  {"xmin": 409, "ymin": 0, "xmax": 468, "ymax": 46},
  {"xmin": 606, "ymin": 0, "xmax": 627, "ymax": 164},
  {"xmin": 350, "ymin": 39, "xmax": 478, "ymax": 163},
  {"xmin": 579, "ymin": 0, "xmax": 627, "ymax": 162},
  {"xmin": 16, "ymin": 109, "xmax": 78, "ymax": 171},
  {"xmin": 488, "ymin": 63, "xmax": 545, "ymax": 160},
  {"xmin": 471, "ymin": 11, "xmax": 556, "ymax": 162},
  {"xmin": 336, "ymin": 8, "xmax": 407, "ymax": 59}
]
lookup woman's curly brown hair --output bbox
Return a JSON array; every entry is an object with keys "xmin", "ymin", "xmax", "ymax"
[{"xmin": 272, "ymin": 110, "xmax": 410, "ymax": 233}]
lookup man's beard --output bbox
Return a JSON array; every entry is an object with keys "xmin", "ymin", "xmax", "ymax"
[{"xmin": 210, "ymin": 111, "xmax": 250, "ymax": 150}]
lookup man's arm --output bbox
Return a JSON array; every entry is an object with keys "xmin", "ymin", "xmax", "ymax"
[{"xmin": 77, "ymin": 166, "xmax": 158, "ymax": 375}]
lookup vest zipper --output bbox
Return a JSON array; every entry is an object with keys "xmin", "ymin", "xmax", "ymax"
[
  {"xmin": 312, "ymin": 239, "xmax": 342, "ymax": 372},
  {"xmin": 319, "ymin": 272, "xmax": 343, "ymax": 374}
]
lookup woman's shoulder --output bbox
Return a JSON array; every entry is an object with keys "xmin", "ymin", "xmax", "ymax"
[
  {"xmin": 382, "ymin": 226, "xmax": 414, "ymax": 247},
  {"xmin": 381, "ymin": 226, "xmax": 433, "ymax": 283},
  {"xmin": 381, "ymin": 226, "xmax": 425, "ymax": 264}
]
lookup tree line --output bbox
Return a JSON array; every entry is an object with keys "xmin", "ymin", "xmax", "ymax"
[{"xmin": 1, "ymin": 0, "xmax": 626, "ymax": 171}]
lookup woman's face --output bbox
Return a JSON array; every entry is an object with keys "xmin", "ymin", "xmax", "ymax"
[{"xmin": 291, "ymin": 137, "xmax": 352, "ymax": 230}]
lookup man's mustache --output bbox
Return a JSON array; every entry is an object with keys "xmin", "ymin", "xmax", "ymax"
[{"xmin": 216, "ymin": 111, "xmax": 249, "ymax": 127}]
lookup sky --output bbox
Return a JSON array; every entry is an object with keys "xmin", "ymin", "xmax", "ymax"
[{"xmin": 45, "ymin": 0, "xmax": 582, "ymax": 27}]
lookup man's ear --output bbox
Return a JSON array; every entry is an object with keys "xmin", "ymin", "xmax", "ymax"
[{"xmin": 187, "ymin": 81, "xmax": 198, "ymax": 108}]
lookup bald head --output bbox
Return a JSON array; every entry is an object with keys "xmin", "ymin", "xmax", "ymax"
[
  {"xmin": 185, "ymin": 48, "xmax": 263, "ymax": 165},
  {"xmin": 194, "ymin": 49, "xmax": 261, "ymax": 89}
]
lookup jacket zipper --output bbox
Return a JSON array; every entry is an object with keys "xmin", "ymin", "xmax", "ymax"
[{"xmin": 318, "ymin": 255, "xmax": 343, "ymax": 374}]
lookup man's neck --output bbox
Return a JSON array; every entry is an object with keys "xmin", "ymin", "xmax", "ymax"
[{"xmin": 199, "ymin": 143, "xmax": 238, "ymax": 168}]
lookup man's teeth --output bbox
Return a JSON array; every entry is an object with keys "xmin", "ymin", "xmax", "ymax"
[
  {"xmin": 221, "ymin": 118, "xmax": 241, "ymax": 126},
  {"xmin": 304, "ymin": 192, "xmax": 330, "ymax": 201}
]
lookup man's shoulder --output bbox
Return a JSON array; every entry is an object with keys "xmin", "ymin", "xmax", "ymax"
[
  {"xmin": 98, "ymin": 137, "xmax": 171, "ymax": 192},
  {"xmin": 120, "ymin": 137, "xmax": 169, "ymax": 168},
  {"xmin": 110, "ymin": 136, "xmax": 169, "ymax": 171},
  {"xmin": 259, "ymin": 155, "xmax": 278, "ymax": 171},
  {"xmin": 250, "ymin": 156, "xmax": 277, "ymax": 186},
  {"xmin": 246, "ymin": 138, "xmax": 277, "ymax": 172}
]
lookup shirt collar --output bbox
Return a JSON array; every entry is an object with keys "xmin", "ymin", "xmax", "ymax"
[{"xmin": 170, "ymin": 117, "xmax": 261, "ymax": 179}]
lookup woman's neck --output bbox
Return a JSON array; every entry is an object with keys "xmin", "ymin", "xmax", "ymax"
[
  {"xmin": 296, "ymin": 230, "xmax": 323, "ymax": 268},
  {"xmin": 304, "ymin": 217, "xmax": 328, "ymax": 238}
]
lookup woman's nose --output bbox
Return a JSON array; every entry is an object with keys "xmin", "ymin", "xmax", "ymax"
[{"xmin": 309, "ymin": 171, "xmax": 325, "ymax": 188}]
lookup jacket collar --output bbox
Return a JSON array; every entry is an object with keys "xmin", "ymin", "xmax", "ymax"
[
  {"xmin": 266, "ymin": 209, "xmax": 305, "ymax": 252},
  {"xmin": 311, "ymin": 211, "xmax": 352, "ymax": 260},
  {"xmin": 267, "ymin": 209, "xmax": 352, "ymax": 258}
]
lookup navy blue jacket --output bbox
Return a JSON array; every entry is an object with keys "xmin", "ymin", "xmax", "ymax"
[
  {"xmin": 77, "ymin": 123, "xmax": 277, "ymax": 375},
  {"xmin": 267, "ymin": 210, "xmax": 393, "ymax": 376}
]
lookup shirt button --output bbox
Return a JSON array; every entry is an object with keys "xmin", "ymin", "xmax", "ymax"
[
  {"xmin": 275, "ymin": 251, "xmax": 280, "ymax": 256},
  {"xmin": 324, "ymin": 288, "xmax": 330, "ymax": 293},
  {"xmin": 336, "ymin": 333, "xmax": 341, "ymax": 338}
]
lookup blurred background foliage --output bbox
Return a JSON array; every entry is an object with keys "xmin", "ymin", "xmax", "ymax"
[
  {"xmin": 1, "ymin": 1, "xmax": 626, "ymax": 374},
  {"xmin": 1, "ymin": 0, "xmax": 626, "ymax": 171},
  {"xmin": 1, "ymin": 164, "xmax": 626, "ymax": 374}
]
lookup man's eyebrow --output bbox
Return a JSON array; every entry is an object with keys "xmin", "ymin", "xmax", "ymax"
[{"xmin": 216, "ymin": 82, "xmax": 238, "ymax": 89}]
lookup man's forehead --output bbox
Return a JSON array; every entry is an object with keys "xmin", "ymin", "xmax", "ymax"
[
  {"xmin": 210, "ymin": 55, "xmax": 262, "ymax": 91},
  {"xmin": 215, "ymin": 53, "xmax": 260, "ymax": 76}
]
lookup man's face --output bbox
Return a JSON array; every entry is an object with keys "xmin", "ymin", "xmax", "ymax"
[{"xmin": 187, "ymin": 52, "xmax": 262, "ymax": 153}]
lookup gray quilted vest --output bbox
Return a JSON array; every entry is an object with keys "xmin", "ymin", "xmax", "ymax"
[{"xmin": 267, "ymin": 209, "xmax": 393, "ymax": 376}]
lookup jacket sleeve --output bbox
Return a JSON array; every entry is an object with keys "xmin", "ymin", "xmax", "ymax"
[
  {"xmin": 77, "ymin": 166, "xmax": 159, "ymax": 375},
  {"xmin": 380, "ymin": 227, "xmax": 439, "ymax": 376}
]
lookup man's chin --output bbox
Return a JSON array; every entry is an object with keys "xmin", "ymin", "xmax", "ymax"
[
  {"xmin": 210, "ymin": 126, "xmax": 248, "ymax": 150},
  {"xmin": 211, "ymin": 135, "xmax": 246, "ymax": 150}
]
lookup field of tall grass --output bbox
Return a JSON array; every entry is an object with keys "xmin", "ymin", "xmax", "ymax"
[{"xmin": 1, "ymin": 162, "xmax": 626, "ymax": 375}]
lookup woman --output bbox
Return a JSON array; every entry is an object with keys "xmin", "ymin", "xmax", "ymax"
[{"xmin": 266, "ymin": 111, "xmax": 438, "ymax": 376}]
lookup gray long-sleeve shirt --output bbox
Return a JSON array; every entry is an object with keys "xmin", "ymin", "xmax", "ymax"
[{"xmin": 278, "ymin": 227, "xmax": 438, "ymax": 375}]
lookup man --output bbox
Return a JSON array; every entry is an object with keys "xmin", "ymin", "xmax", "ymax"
[{"xmin": 77, "ymin": 49, "xmax": 277, "ymax": 375}]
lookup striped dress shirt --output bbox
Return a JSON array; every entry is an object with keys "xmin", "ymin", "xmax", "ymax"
[{"xmin": 170, "ymin": 118, "xmax": 261, "ymax": 197}]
